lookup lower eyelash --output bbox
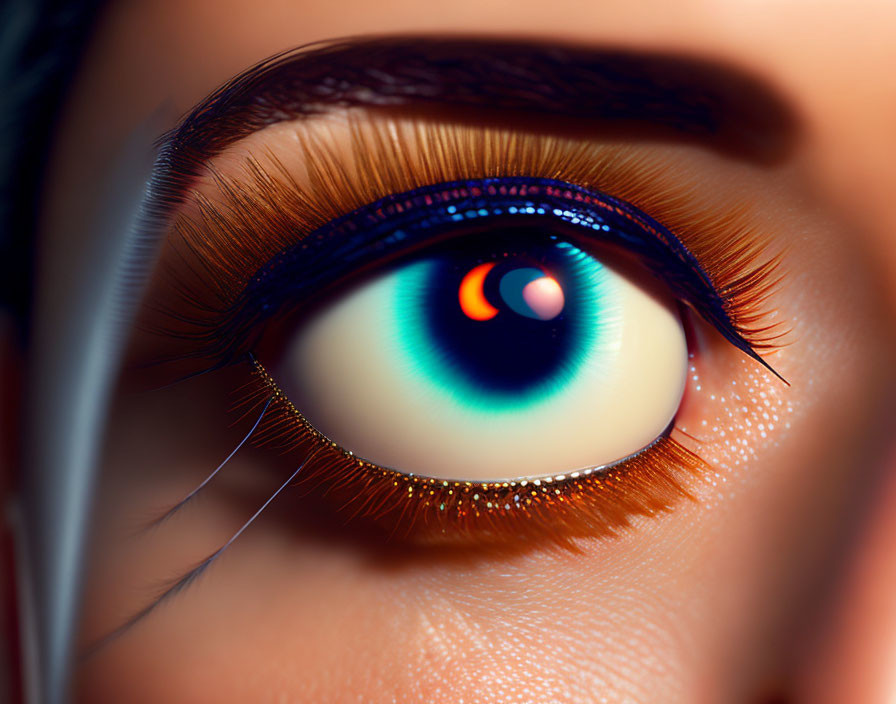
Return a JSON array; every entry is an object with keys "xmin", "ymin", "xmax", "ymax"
[{"xmin": 241, "ymin": 358, "xmax": 705, "ymax": 545}]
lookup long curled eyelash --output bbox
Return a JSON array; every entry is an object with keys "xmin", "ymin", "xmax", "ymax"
[
  {"xmin": 191, "ymin": 175, "xmax": 783, "ymax": 379},
  {"xmin": 141, "ymin": 115, "xmax": 787, "ymax": 543},
  {"xmin": 156, "ymin": 116, "xmax": 786, "ymax": 361}
]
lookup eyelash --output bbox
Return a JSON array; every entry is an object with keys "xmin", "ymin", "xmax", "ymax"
[
  {"xmin": 147, "ymin": 114, "xmax": 787, "ymax": 544},
  {"xmin": 242, "ymin": 360, "xmax": 703, "ymax": 546},
  {"xmin": 194, "ymin": 176, "xmax": 781, "ymax": 377}
]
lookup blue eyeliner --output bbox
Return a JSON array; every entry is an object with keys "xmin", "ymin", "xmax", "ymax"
[{"xmin": 205, "ymin": 176, "xmax": 778, "ymax": 379}]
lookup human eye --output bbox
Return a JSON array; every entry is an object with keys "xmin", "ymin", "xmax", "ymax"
[{"xmin": 139, "ymin": 101, "xmax": 786, "ymax": 546}]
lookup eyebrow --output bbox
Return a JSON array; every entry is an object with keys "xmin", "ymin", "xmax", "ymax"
[{"xmin": 151, "ymin": 36, "xmax": 797, "ymax": 215}]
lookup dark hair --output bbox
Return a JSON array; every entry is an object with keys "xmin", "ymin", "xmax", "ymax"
[{"xmin": 0, "ymin": 0, "xmax": 103, "ymax": 330}]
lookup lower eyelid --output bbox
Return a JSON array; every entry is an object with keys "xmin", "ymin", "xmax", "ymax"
[
  {"xmin": 226, "ymin": 288, "xmax": 790, "ymax": 546},
  {"xmin": 239, "ymin": 358, "xmax": 705, "ymax": 546},
  {"xmin": 238, "ymin": 311, "xmax": 786, "ymax": 546}
]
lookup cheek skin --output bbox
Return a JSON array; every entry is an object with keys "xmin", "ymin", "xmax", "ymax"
[{"xmin": 795, "ymin": 443, "xmax": 896, "ymax": 703}]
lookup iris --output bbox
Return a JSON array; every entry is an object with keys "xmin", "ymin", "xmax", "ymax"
[{"xmin": 395, "ymin": 234, "xmax": 619, "ymax": 407}]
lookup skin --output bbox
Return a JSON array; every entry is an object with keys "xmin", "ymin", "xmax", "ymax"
[{"xmin": 19, "ymin": 0, "xmax": 896, "ymax": 702}]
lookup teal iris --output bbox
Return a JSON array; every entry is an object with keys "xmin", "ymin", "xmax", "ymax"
[{"xmin": 392, "ymin": 239, "xmax": 621, "ymax": 413}]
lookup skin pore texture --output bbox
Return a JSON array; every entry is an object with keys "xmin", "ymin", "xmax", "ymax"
[{"xmin": 32, "ymin": 1, "xmax": 896, "ymax": 702}]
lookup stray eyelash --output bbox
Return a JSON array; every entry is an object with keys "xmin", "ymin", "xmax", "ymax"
[{"xmin": 141, "ymin": 114, "xmax": 787, "ymax": 543}]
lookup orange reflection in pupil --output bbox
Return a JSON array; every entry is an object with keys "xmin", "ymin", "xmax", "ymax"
[{"xmin": 458, "ymin": 262, "xmax": 499, "ymax": 320}]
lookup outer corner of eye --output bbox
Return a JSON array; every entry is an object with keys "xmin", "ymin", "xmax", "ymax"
[{"xmin": 267, "ymin": 234, "xmax": 688, "ymax": 484}]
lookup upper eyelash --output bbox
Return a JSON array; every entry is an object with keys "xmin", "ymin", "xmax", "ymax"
[
  {"xmin": 155, "ymin": 115, "xmax": 787, "ymax": 375},
  {"xmin": 195, "ymin": 175, "xmax": 783, "ymax": 382}
]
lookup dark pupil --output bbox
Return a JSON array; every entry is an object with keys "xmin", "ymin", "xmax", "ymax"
[{"xmin": 420, "ymin": 234, "xmax": 587, "ymax": 395}]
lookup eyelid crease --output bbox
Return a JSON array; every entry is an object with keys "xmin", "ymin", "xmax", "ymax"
[
  {"xmin": 145, "ymin": 36, "xmax": 798, "ymax": 223},
  {"xmin": 150, "ymin": 114, "xmax": 787, "ymax": 374}
]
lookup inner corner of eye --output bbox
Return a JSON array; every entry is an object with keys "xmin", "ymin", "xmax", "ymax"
[{"xmin": 263, "ymin": 230, "xmax": 689, "ymax": 483}]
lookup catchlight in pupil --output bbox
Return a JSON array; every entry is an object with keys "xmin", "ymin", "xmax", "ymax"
[
  {"xmin": 419, "ymin": 241, "xmax": 597, "ymax": 396},
  {"xmin": 278, "ymin": 229, "xmax": 688, "ymax": 482},
  {"xmin": 502, "ymin": 270, "xmax": 565, "ymax": 321},
  {"xmin": 458, "ymin": 263, "xmax": 499, "ymax": 320},
  {"xmin": 459, "ymin": 263, "xmax": 566, "ymax": 322}
]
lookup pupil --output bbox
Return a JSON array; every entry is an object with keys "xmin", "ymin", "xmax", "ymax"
[
  {"xmin": 495, "ymin": 267, "xmax": 565, "ymax": 321},
  {"xmin": 418, "ymin": 235, "xmax": 592, "ymax": 396}
]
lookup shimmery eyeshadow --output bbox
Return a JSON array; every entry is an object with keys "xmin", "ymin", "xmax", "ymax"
[{"xmin": 678, "ymin": 356, "xmax": 799, "ymax": 509}]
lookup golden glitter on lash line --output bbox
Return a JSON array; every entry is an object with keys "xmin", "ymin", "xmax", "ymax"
[{"xmin": 237, "ymin": 359, "xmax": 707, "ymax": 545}]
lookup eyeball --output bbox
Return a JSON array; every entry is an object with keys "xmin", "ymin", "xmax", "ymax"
[{"xmin": 273, "ymin": 233, "xmax": 688, "ymax": 482}]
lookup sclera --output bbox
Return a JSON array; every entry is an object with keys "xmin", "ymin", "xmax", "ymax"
[{"xmin": 278, "ymin": 255, "xmax": 688, "ymax": 482}]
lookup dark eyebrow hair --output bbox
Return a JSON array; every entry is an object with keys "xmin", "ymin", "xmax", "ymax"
[{"xmin": 152, "ymin": 36, "xmax": 797, "ymax": 212}]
